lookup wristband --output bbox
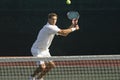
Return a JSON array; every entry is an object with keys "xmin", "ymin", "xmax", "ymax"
[{"xmin": 71, "ymin": 28, "xmax": 76, "ymax": 31}]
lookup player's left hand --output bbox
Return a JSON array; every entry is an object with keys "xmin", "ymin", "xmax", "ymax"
[{"xmin": 72, "ymin": 18, "xmax": 78, "ymax": 26}]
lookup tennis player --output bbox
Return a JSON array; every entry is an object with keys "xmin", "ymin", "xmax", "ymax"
[{"xmin": 29, "ymin": 13, "xmax": 79, "ymax": 80}]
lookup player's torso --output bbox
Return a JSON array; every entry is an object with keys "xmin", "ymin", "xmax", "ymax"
[{"xmin": 32, "ymin": 24, "xmax": 56, "ymax": 50}]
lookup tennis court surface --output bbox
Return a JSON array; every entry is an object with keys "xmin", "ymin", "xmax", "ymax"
[{"xmin": 0, "ymin": 55, "xmax": 120, "ymax": 80}]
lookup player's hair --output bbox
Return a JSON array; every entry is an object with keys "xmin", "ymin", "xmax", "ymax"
[{"xmin": 48, "ymin": 13, "xmax": 58, "ymax": 19}]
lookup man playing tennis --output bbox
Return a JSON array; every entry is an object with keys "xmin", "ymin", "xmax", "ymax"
[{"xmin": 30, "ymin": 13, "xmax": 79, "ymax": 80}]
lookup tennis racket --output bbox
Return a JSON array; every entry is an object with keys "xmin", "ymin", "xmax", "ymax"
[{"xmin": 67, "ymin": 11, "xmax": 80, "ymax": 20}]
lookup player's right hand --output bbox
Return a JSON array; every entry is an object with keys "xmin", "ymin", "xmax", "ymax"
[{"xmin": 74, "ymin": 25, "xmax": 80, "ymax": 30}]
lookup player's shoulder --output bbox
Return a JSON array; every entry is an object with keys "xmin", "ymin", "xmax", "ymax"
[
  {"xmin": 44, "ymin": 23, "xmax": 54, "ymax": 29},
  {"xmin": 44, "ymin": 23, "xmax": 51, "ymax": 27},
  {"xmin": 43, "ymin": 23, "xmax": 59, "ymax": 30}
]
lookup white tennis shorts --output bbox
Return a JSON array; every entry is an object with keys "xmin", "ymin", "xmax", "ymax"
[{"xmin": 31, "ymin": 48, "xmax": 51, "ymax": 65}]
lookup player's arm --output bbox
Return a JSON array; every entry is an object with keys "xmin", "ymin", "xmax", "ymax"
[
  {"xmin": 57, "ymin": 28, "xmax": 72, "ymax": 36},
  {"xmin": 58, "ymin": 19, "xmax": 79, "ymax": 36},
  {"xmin": 58, "ymin": 25, "xmax": 79, "ymax": 36}
]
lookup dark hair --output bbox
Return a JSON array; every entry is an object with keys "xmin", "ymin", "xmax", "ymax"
[{"xmin": 48, "ymin": 13, "xmax": 58, "ymax": 19}]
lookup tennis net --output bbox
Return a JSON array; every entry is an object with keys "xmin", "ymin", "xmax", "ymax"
[{"xmin": 0, "ymin": 55, "xmax": 120, "ymax": 80}]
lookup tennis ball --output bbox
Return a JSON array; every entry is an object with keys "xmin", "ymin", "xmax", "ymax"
[{"xmin": 66, "ymin": 0, "xmax": 71, "ymax": 5}]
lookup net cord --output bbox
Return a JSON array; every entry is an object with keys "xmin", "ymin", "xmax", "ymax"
[{"xmin": 0, "ymin": 55, "xmax": 120, "ymax": 62}]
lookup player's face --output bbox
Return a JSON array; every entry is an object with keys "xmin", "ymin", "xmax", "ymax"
[{"xmin": 48, "ymin": 16, "xmax": 57, "ymax": 25}]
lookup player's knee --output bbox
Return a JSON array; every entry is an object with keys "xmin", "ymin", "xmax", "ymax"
[
  {"xmin": 52, "ymin": 63, "xmax": 56, "ymax": 68},
  {"xmin": 40, "ymin": 64, "xmax": 46, "ymax": 71},
  {"xmin": 49, "ymin": 62, "xmax": 56, "ymax": 68}
]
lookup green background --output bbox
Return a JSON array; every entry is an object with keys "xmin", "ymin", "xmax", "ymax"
[{"xmin": 0, "ymin": 0, "xmax": 120, "ymax": 56}]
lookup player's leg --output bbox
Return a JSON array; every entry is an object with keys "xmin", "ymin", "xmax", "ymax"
[
  {"xmin": 31, "ymin": 65, "xmax": 42, "ymax": 77},
  {"xmin": 30, "ymin": 48, "xmax": 44, "ymax": 80},
  {"xmin": 37, "ymin": 49, "xmax": 55, "ymax": 79},
  {"xmin": 37, "ymin": 61, "xmax": 56, "ymax": 79},
  {"xmin": 30, "ymin": 61, "xmax": 45, "ymax": 80}
]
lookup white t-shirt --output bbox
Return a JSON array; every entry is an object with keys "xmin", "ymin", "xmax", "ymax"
[{"xmin": 31, "ymin": 23, "xmax": 60, "ymax": 51}]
